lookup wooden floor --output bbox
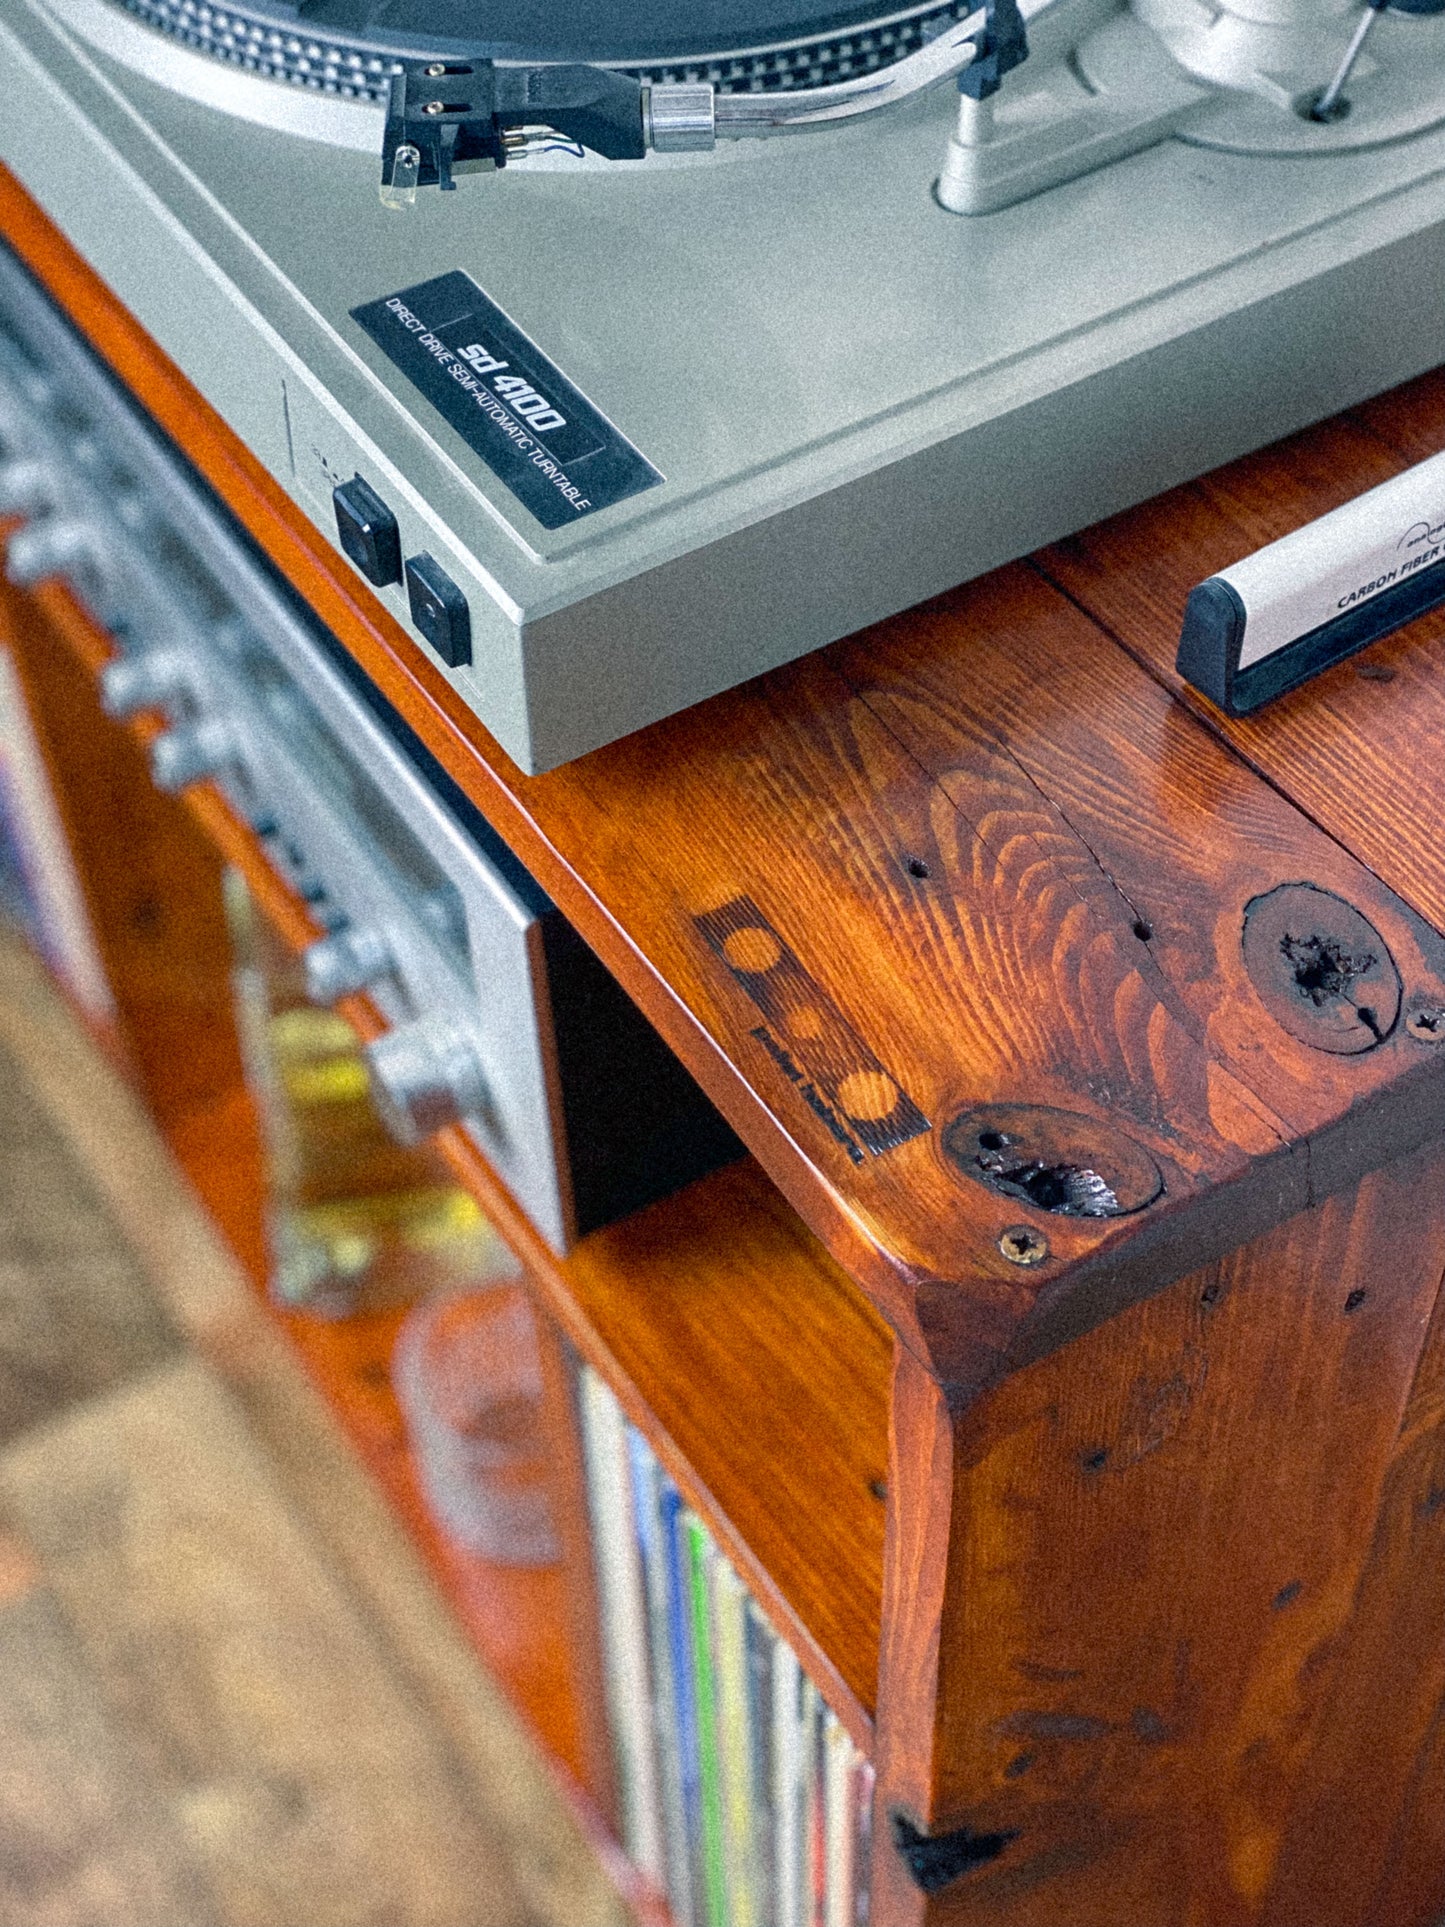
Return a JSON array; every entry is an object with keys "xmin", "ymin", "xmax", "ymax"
[{"xmin": 0, "ymin": 926, "xmax": 629, "ymax": 1927}]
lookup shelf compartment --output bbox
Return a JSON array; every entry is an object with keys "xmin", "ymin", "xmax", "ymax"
[{"xmin": 556, "ymin": 1156, "xmax": 891, "ymax": 1744}]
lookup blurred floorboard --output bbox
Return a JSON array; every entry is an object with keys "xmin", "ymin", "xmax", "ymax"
[
  {"xmin": 0, "ymin": 926, "xmax": 629, "ymax": 1927},
  {"xmin": 0, "ymin": 1550, "xmax": 221, "ymax": 1927}
]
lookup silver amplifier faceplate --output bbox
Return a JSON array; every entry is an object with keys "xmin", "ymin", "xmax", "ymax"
[
  {"xmin": 0, "ymin": 239, "xmax": 571, "ymax": 1248},
  {"xmin": 3, "ymin": 0, "xmax": 1445, "ymax": 770}
]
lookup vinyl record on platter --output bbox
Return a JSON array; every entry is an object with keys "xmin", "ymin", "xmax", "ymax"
[{"xmin": 99, "ymin": 0, "xmax": 981, "ymax": 99}]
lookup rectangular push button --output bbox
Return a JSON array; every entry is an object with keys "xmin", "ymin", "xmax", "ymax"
[
  {"xmin": 333, "ymin": 474, "xmax": 402, "ymax": 586},
  {"xmin": 405, "ymin": 552, "xmax": 472, "ymax": 668}
]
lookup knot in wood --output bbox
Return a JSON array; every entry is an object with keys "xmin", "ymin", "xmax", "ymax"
[
  {"xmin": 943, "ymin": 1104, "xmax": 1163, "ymax": 1218},
  {"xmin": 1242, "ymin": 884, "xmax": 1401, "ymax": 1055}
]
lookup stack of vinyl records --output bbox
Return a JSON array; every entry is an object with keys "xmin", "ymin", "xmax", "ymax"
[{"xmin": 579, "ymin": 1367, "xmax": 873, "ymax": 1927}]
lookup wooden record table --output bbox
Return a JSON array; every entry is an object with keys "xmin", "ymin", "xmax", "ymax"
[{"xmin": 2, "ymin": 163, "xmax": 1443, "ymax": 1927}]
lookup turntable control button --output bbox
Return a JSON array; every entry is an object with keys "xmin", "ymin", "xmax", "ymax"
[
  {"xmin": 404, "ymin": 553, "xmax": 472, "ymax": 668},
  {"xmin": 333, "ymin": 474, "xmax": 401, "ymax": 587}
]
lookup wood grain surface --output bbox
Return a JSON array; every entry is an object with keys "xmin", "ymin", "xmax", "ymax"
[
  {"xmin": 871, "ymin": 1346, "xmax": 958, "ymax": 1927},
  {"xmin": 1259, "ymin": 1250, "xmax": 1445, "ymax": 1927},
  {"xmin": 1039, "ymin": 371, "xmax": 1445, "ymax": 938},
  {"xmin": 8, "ymin": 169, "xmax": 1445, "ymax": 1402},
  {"xmin": 559, "ymin": 1155, "xmax": 892, "ymax": 1742},
  {"xmin": 872, "ymin": 1143, "xmax": 1445, "ymax": 1927}
]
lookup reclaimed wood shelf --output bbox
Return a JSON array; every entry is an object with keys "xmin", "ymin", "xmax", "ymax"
[{"xmin": 5, "ymin": 157, "xmax": 1445, "ymax": 1927}]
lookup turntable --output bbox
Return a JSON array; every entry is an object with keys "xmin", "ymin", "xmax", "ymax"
[{"xmin": 2, "ymin": 0, "xmax": 1444, "ymax": 769}]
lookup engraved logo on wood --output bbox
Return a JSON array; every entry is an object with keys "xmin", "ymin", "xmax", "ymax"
[{"xmin": 694, "ymin": 895, "xmax": 929, "ymax": 1165}]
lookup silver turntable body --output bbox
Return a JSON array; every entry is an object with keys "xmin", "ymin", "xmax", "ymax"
[{"xmin": 1, "ymin": 0, "xmax": 1444, "ymax": 770}]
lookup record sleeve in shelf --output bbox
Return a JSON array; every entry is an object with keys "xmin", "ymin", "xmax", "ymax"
[{"xmin": 577, "ymin": 1365, "xmax": 875, "ymax": 1927}]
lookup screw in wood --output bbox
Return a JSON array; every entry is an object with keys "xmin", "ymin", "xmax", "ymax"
[
  {"xmin": 1406, "ymin": 1006, "xmax": 1445, "ymax": 1042},
  {"xmin": 998, "ymin": 1224, "xmax": 1049, "ymax": 1267}
]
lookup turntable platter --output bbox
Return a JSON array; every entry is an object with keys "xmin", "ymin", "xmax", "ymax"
[
  {"xmin": 268, "ymin": 0, "xmax": 961, "ymax": 63},
  {"xmin": 93, "ymin": 0, "xmax": 978, "ymax": 101}
]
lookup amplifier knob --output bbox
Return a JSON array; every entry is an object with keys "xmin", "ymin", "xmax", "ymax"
[
  {"xmin": 99, "ymin": 648, "xmax": 189, "ymax": 721},
  {"xmin": 4, "ymin": 517, "xmax": 96, "ymax": 590},
  {"xmin": 303, "ymin": 927, "xmax": 393, "ymax": 1005},
  {"xmin": 363, "ymin": 1021, "xmax": 489, "ymax": 1144},
  {"xmin": 149, "ymin": 718, "xmax": 234, "ymax": 794},
  {"xmin": 0, "ymin": 458, "xmax": 52, "ymax": 518}
]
